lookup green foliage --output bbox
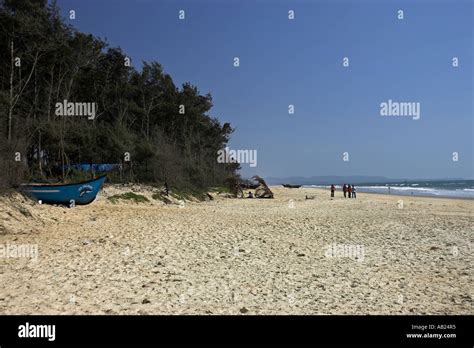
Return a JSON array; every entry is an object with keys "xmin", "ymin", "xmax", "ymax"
[
  {"xmin": 151, "ymin": 192, "xmax": 164, "ymax": 201},
  {"xmin": 0, "ymin": 0, "xmax": 238, "ymax": 190},
  {"xmin": 108, "ymin": 192, "xmax": 149, "ymax": 204},
  {"xmin": 171, "ymin": 187, "xmax": 208, "ymax": 201},
  {"xmin": 212, "ymin": 186, "xmax": 232, "ymax": 194}
]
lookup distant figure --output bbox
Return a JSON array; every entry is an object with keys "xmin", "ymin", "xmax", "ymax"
[
  {"xmin": 347, "ymin": 184, "xmax": 352, "ymax": 198},
  {"xmin": 352, "ymin": 185, "xmax": 356, "ymax": 198},
  {"xmin": 164, "ymin": 181, "xmax": 169, "ymax": 196},
  {"xmin": 343, "ymin": 184, "xmax": 347, "ymax": 198},
  {"xmin": 330, "ymin": 184, "xmax": 335, "ymax": 198},
  {"xmin": 247, "ymin": 191, "xmax": 254, "ymax": 198},
  {"xmin": 388, "ymin": 186, "xmax": 391, "ymax": 194}
]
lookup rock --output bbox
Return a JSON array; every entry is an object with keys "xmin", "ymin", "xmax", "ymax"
[
  {"xmin": 239, "ymin": 307, "xmax": 249, "ymax": 314},
  {"xmin": 142, "ymin": 298, "xmax": 151, "ymax": 304}
]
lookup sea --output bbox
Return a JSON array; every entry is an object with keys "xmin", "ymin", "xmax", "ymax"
[{"xmin": 304, "ymin": 180, "xmax": 474, "ymax": 199}]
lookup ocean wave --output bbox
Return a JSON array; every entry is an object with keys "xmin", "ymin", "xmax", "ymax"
[
  {"xmin": 386, "ymin": 186, "xmax": 435, "ymax": 192},
  {"xmin": 354, "ymin": 186, "xmax": 435, "ymax": 192},
  {"xmin": 302, "ymin": 184, "xmax": 474, "ymax": 198},
  {"xmin": 360, "ymin": 186, "xmax": 474, "ymax": 198}
]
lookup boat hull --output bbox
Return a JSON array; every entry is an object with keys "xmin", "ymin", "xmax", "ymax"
[
  {"xmin": 21, "ymin": 175, "xmax": 107, "ymax": 205},
  {"xmin": 282, "ymin": 184, "xmax": 302, "ymax": 188}
]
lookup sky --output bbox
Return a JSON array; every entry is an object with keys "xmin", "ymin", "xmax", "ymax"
[{"xmin": 57, "ymin": 0, "xmax": 473, "ymax": 179}]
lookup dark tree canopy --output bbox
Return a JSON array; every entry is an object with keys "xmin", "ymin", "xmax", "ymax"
[{"xmin": 0, "ymin": 0, "xmax": 239, "ymax": 190}]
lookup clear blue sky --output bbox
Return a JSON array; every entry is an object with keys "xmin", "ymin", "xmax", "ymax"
[{"xmin": 58, "ymin": 0, "xmax": 473, "ymax": 179}]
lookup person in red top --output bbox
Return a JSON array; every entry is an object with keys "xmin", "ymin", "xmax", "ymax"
[
  {"xmin": 330, "ymin": 184, "xmax": 335, "ymax": 198},
  {"xmin": 347, "ymin": 184, "xmax": 352, "ymax": 198}
]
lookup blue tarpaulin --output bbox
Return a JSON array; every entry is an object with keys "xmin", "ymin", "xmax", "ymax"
[{"xmin": 63, "ymin": 163, "xmax": 121, "ymax": 172}]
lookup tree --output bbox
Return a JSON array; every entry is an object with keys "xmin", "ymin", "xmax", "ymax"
[{"xmin": 0, "ymin": 0, "xmax": 238, "ymax": 191}]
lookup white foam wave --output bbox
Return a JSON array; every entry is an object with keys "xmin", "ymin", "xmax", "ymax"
[{"xmin": 303, "ymin": 184, "xmax": 474, "ymax": 198}]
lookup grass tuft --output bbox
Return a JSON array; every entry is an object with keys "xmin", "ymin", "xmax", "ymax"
[{"xmin": 108, "ymin": 192, "xmax": 150, "ymax": 204}]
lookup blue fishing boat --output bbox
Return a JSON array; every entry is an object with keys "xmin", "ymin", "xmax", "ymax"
[{"xmin": 21, "ymin": 175, "xmax": 107, "ymax": 205}]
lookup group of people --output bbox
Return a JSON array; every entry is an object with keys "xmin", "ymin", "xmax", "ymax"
[{"xmin": 330, "ymin": 184, "xmax": 356, "ymax": 198}]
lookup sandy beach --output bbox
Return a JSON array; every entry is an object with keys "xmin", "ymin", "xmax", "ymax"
[{"xmin": 0, "ymin": 186, "xmax": 472, "ymax": 315}]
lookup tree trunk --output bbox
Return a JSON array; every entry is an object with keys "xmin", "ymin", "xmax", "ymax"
[
  {"xmin": 8, "ymin": 40, "xmax": 14, "ymax": 142},
  {"xmin": 8, "ymin": 45, "xmax": 40, "ymax": 142},
  {"xmin": 38, "ymin": 130, "xmax": 43, "ymax": 178},
  {"xmin": 47, "ymin": 65, "xmax": 54, "ymax": 122}
]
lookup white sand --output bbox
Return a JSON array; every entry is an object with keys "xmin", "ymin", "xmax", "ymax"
[{"xmin": 0, "ymin": 186, "xmax": 472, "ymax": 314}]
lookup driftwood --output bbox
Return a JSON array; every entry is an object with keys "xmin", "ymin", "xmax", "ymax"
[
  {"xmin": 224, "ymin": 175, "xmax": 273, "ymax": 199},
  {"xmin": 241, "ymin": 182, "xmax": 259, "ymax": 190},
  {"xmin": 252, "ymin": 175, "xmax": 273, "ymax": 199}
]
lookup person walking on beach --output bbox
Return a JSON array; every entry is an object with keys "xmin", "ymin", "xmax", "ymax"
[
  {"xmin": 330, "ymin": 184, "xmax": 335, "ymax": 198},
  {"xmin": 343, "ymin": 184, "xmax": 347, "ymax": 198},
  {"xmin": 347, "ymin": 184, "xmax": 352, "ymax": 198},
  {"xmin": 352, "ymin": 185, "xmax": 356, "ymax": 198}
]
